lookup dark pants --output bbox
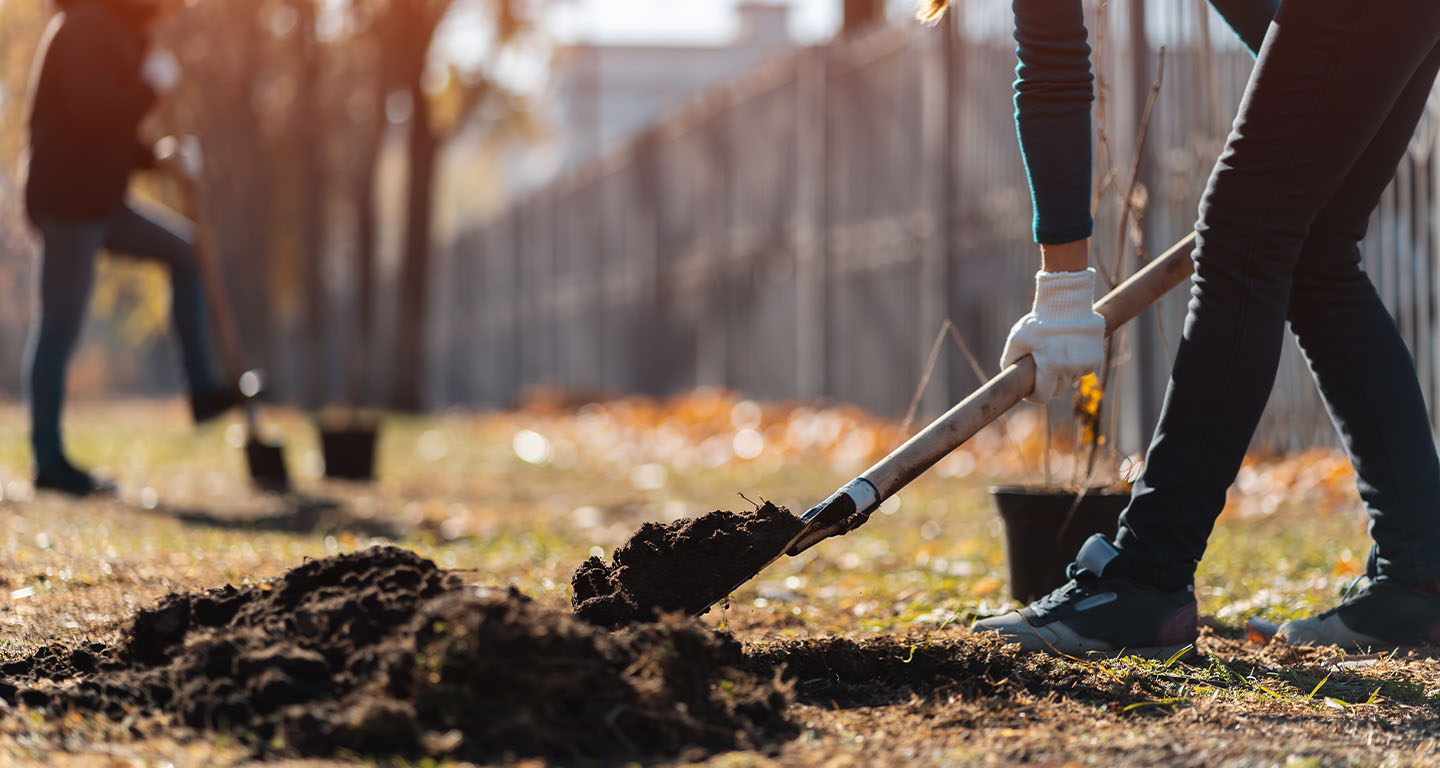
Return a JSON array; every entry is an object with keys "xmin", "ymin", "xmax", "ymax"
[
  {"xmin": 27, "ymin": 201, "xmax": 216, "ymax": 471},
  {"xmin": 1114, "ymin": 0, "xmax": 1440, "ymax": 588}
]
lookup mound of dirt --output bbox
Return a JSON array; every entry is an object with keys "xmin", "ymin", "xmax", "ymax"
[
  {"xmin": 572, "ymin": 502, "xmax": 806, "ymax": 628},
  {"xmin": 0, "ymin": 546, "xmax": 793, "ymax": 762}
]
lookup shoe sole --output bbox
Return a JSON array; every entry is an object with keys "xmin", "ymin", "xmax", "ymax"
[
  {"xmin": 992, "ymin": 622, "xmax": 1196, "ymax": 661},
  {"xmin": 34, "ymin": 483, "xmax": 116, "ymax": 499}
]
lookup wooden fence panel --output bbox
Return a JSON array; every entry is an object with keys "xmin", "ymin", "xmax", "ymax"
[{"xmin": 432, "ymin": 4, "xmax": 1440, "ymax": 457}]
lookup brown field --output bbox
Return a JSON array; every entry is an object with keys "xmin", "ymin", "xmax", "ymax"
[{"xmin": 0, "ymin": 396, "xmax": 1436, "ymax": 767}]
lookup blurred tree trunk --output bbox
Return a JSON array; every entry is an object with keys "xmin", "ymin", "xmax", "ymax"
[
  {"xmin": 193, "ymin": 0, "xmax": 274, "ymax": 384},
  {"xmin": 842, "ymin": 0, "xmax": 885, "ymax": 36},
  {"xmin": 296, "ymin": 0, "xmax": 328, "ymax": 408},
  {"xmin": 349, "ymin": 127, "xmax": 382, "ymax": 406},
  {"xmin": 392, "ymin": 71, "xmax": 438, "ymax": 412},
  {"xmin": 360, "ymin": 0, "xmax": 526, "ymax": 411},
  {"xmin": 382, "ymin": 0, "xmax": 445, "ymax": 412}
]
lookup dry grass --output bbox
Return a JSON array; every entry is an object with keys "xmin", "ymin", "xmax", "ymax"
[{"xmin": 0, "ymin": 396, "xmax": 1434, "ymax": 766}]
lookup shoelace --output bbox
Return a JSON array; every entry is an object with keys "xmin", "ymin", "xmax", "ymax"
[
  {"xmin": 1314, "ymin": 575, "xmax": 1372, "ymax": 620},
  {"xmin": 1030, "ymin": 572, "xmax": 1101, "ymax": 614}
]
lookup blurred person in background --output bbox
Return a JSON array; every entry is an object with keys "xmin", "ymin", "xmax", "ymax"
[
  {"xmin": 22, "ymin": 0, "xmax": 239, "ymax": 497},
  {"xmin": 918, "ymin": 0, "xmax": 1440, "ymax": 653}
]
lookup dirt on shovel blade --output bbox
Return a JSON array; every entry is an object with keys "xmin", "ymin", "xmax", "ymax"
[
  {"xmin": 572, "ymin": 501, "xmax": 806, "ymax": 628},
  {"xmin": 0, "ymin": 546, "xmax": 793, "ymax": 761}
]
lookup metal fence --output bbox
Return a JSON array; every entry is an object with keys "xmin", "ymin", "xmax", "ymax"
[{"xmin": 429, "ymin": 0, "xmax": 1440, "ymax": 456}]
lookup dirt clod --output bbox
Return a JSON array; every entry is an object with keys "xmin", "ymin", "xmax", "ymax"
[
  {"xmin": 572, "ymin": 502, "xmax": 805, "ymax": 627},
  {"xmin": 0, "ymin": 545, "xmax": 793, "ymax": 761}
]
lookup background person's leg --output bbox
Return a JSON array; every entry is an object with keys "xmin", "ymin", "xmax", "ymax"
[
  {"xmin": 1114, "ymin": 0, "xmax": 1440, "ymax": 589},
  {"xmin": 25, "ymin": 219, "xmax": 105, "ymax": 473},
  {"xmin": 103, "ymin": 202, "xmax": 219, "ymax": 399},
  {"xmin": 1287, "ymin": 39, "xmax": 1440, "ymax": 587}
]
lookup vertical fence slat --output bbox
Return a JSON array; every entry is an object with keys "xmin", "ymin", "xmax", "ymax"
[{"xmin": 435, "ymin": 16, "xmax": 1440, "ymax": 455}]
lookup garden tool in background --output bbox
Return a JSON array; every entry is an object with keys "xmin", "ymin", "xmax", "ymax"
[
  {"xmin": 156, "ymin": 136, "xmax": 291, "ymax": 493},
  {"xmin": 693, "ymin": 230, "xmax": 1201, "ymax": 616}
]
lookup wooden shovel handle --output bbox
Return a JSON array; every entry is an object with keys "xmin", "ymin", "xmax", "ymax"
[
  {"xmin": 859, "ymin": 231, "xmax": 1198, "ymax": 501},
  {"xmin": 162, "ymin": 158, "xmax": 246, "ymax": 380}
]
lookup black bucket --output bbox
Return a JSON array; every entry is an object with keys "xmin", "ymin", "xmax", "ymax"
[
  {"xmin": 245, "ymin": 438, "xmax": 291, "ymax": 494},
  {"xmin": 319, "ymin": 419, "xmax": 380, "ymax": 481},
  {"xmin": 990, "ymin": 486, "xmax": 1129, "ymax": 603}
]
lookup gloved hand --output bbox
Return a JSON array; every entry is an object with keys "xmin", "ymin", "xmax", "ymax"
[
  {"xmin": 154, "ymin": 135, "xmax": 204, "ymax": 180},
  {"xmin": 140, "ymin": 49, "xmax": 181, "ymax": 94},
  {"xmin": 1001, "ymin": 268, "xmax": 1106, "ymax": 404}
]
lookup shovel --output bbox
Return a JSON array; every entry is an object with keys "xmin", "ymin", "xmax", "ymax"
[
  {"xmin": 156, "ymin": 137, "xmax": 291, "ymax": 493},
  {"xmin": 692, "ymin": 231, "xmax": 1200, "ymax": 616}
]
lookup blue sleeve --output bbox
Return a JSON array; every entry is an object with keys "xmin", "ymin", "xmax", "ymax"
[
  {"xmin": 1012, "ymin": 0, "xmax": 1094, "ymax": 245},
  {"xmin": 1010, "ymin": 0, "xmax": 1275, "ymax": 246}
]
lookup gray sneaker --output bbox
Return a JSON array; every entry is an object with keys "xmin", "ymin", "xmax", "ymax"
[
  {"xmin": 972, "ymin": 535, "xmax": 1198, "ymax": 659},
  {"xmin": 1277, "ymin": 577, "xmax": 1440, "ymax": 651}
]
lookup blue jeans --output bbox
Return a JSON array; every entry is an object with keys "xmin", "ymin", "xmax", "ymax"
[
  {"xmin": 27, "ymin": 202, "xmax": 217, "ymax": 471},
  {"xmin": 1114, "ymin": 0, "xmax": 1440, "ymax": 587}
]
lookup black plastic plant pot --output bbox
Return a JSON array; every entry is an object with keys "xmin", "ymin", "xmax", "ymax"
[
  {"xmin": 319, "ymin": 419, "xmax": 380, "ymax": 481},
  {"xmin": 990, "ymin": 486, "xmax": 1130, "ymax": 603}
]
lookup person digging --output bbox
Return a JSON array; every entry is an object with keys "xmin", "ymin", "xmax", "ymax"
[
  {"xmin": 22, "ymin": 0, "xmax": 243, "ymax": 497},
  {"xmin": 920, "ymin": 0, "xmax": 1440, "ymax": 653}
]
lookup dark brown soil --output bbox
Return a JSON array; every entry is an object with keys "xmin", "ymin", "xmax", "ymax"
[
  {"xmin": 0, "ymin": 546, "xmax": 794, "ymax": 762},
  {"xmin": 745, "ymin": 633, "xmax": 1137, "ymax": 709},
  {"xmin": 572, "ymin": 502, "xmax": 806, "ymax": 628}
]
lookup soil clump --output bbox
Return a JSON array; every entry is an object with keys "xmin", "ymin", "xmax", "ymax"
[
  {"xmin": 572, "ymin": 502, "xmax": 805, "ymax": 627},
  {"xmin": 0, "ymin": 546, "xmax": 793, "ymax": 761}
]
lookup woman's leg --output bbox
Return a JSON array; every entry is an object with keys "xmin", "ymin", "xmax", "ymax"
[
  {"xmin": 1116, "ymin": 1, "xmax": 1440, "ymax": 589},
  {"xmin": 103, "ymin": 202, "xmax": 218, "ymax": 398},
  {"xmin": 26, "ymin": 219, "xmax": 104, "ymax": 472},
  {"xmin": 1285, "ymin": 40, "xmax": 1440, "ymax": 586}
]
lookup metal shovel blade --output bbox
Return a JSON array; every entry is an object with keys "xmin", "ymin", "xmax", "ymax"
[{"xmin": 245, "ymin": 438, "xmax": 291, "ymax": 493}]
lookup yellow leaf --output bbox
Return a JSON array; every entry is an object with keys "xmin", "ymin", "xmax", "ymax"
[{"xmin": 971, "ymin": 577, "xmax": 1001, "ymax": 597}]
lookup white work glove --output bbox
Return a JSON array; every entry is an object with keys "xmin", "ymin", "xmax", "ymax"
[
  {"xmin": 140, "ymin": 48, "xmax": 181, "ymax": 94},
  {"xmin": 1001, "ymin": 268, "xmax": 1106, "ymax": 404},
  {"xmin": 154, "ymin": 135, "xmax": 204, "ymax": 180}
]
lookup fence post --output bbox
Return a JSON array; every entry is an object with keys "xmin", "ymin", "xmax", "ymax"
[
  {"xmin": 918, "ymin": 21, "xmax": 951, "ymax": 416},
  {"xmin": 698, "ymin": 108, "xmax": 733, "ymax": 388},
  {"xmin": 1129, "ymin": 0, "xmax": 1164, "ymax": 451},
  {"xmin": 633, "ymin": 129, "xmax": 670, "ymax": 396},
  {"xmin": 510, "ymin": 205, "xmax": 525, "ymax": 404},
  {"xmin": 795, "ymin": 48, "xmax": 829, "ymax": 400}
]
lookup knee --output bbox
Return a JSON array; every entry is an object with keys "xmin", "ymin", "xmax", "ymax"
[
  {"xmin": 38, "ymin": 276, "xmax": 92, "ymax": 324},
  {"xmin": 1288, "ymin": 249, "xmax": 1373, "ymax": 327},
  {"xmin": 33, "ymin": 302, "xmax": 85, "ymax": 347},
  {"xmin": 1190, "ymin": 225, "xmax": 1297, "ymax": 299}
]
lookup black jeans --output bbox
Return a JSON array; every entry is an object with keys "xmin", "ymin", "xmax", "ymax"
[
  {"xmin": 27, "ymin": 201, "xmax": 216, "ymax": 471},
  {"xmin": 1114, "ymin": 0, "xmax": 1440, "ymax": 588}
]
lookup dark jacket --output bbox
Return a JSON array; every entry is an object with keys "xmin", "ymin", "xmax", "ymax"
[{"xmin": 24, "ymin": 0, "xmax": 158, "ymax": 222}]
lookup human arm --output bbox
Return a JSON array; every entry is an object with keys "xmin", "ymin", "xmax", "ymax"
[{"xmin": 999, "ymin": 0, "xmax": 1104, "ymax": 402}]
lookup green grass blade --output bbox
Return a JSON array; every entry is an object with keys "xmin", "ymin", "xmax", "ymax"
[
  {"xmin": 1162, "ymin": 644, "xmax": 1194, "ymax": 670},
  {"xmin": 1122, "ymin": 697, "xmax": 1185, "ymax": 713}
]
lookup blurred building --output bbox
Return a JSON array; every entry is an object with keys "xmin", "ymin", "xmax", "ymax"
[{"xmin": 546, "ymin": 1, "xmax": 795, "ymax": 176}]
